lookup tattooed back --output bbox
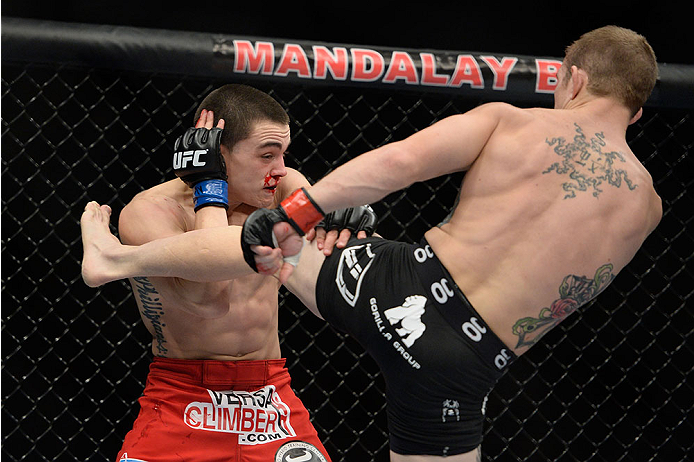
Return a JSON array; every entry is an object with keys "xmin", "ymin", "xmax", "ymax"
[{"xmin": 424, "ymin": 103, "xmax": 662, "ymax": 356}]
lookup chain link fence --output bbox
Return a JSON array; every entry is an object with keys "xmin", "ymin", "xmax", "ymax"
[{"xmin": 2, "ymin": 21, "xmax": 693, "ymax": 462}]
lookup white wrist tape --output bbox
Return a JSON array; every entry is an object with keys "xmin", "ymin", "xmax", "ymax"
[{"xmin": 271, "ymin": 231, "xmax": 305, "ymax": 267}]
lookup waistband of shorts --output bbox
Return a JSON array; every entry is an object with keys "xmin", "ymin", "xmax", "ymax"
[
  {"xmin": 413, "ymin": 238, "xmax": 516, "ymax": 372},
  {"xmin": 149, "ymin": 357, "xmax": 289, "ymax": 388}
]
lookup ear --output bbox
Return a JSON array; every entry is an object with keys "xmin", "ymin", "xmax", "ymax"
[
  {"xmin": 629, "ymin": 107, "xmax": 643, "ymax": 125},
  {"xmin": 570, "ymin": 65, "xmax": 587, "ymax": 100}
]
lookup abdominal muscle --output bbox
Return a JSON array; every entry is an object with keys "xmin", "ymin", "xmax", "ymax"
[{"xmin": 130, "ymin": 272, "xmax": 283, "ymax": 361}]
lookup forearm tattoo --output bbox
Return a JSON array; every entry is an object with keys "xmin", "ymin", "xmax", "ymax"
[
  {"xmin": 544, "ymin": 123, "xmax": 637, "ymax": 199},
  {"xmin": 512, "ymin": 264, "xmax": 615, "ymax": 348},
  {"xmin": 133, "ymin": 276, "xmax": 168, "ymax": 356}
]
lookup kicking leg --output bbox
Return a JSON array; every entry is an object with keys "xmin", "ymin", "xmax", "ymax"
[{"xmin": 80, "ymin": 201, "xmax": 277, "ymax": 287}]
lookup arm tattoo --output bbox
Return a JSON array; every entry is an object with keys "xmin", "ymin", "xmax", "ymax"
[
  {"xmin": 133, "ymin": 276, "xmax": 168, "ymax": 356},
  {"xmin": 512, "ymin": 264, "xmax": 615, "ymax": 348},
  {"xmin": 544, "ymin": 123, "xmax": 637, "ymax": 199}
]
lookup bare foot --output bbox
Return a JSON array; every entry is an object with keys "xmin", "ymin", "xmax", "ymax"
[{"xmin": 80, "ymin": 201, "xmax": 122, "ymax": 287}]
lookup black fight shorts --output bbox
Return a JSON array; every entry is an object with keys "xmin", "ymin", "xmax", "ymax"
[{"xmin": 315, "ymin": 236, "xmax": 516, "ymax": 456}]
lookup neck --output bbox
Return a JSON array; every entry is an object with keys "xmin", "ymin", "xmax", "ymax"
[{"xmin": 563, "ymin": 96, "xmax": 634, "ymax": 133}]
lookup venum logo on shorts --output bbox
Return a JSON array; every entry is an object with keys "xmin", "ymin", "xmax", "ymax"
[
  {"xmin": 336, "ymin": 243, "xmax": 375, "ymax": 306},
  {"xmin": 274, "ymin": 441, "xmax": 328, "ymax": 462},
  {"xmin": 183, "ymin": 385, "xmax": 296, "ymax": 445}
]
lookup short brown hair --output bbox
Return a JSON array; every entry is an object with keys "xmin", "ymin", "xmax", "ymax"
[
  {"xmin": 563, "ymin": 25, "xmax": 658, "ymax": 115},
  {"xmin": 194, "ymin": 84, "xmax": 290, "ymax": 149}
]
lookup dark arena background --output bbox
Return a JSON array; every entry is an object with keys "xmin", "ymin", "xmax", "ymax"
[{"xmin": 2, "ymin": 5, "xmax": 693, "ymax": 462}]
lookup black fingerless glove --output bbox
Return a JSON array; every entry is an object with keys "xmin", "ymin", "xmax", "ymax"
[
  {"xmin": 317, "ymin": 205, "xmax": 377, "ymax": 236},
  {"xmin": 241, "ymin": 188, "xmax": 325, "ymax": 272},
  {"xmin": 173, "ymin": 127, "xmax": 228, "ymax": 211}
]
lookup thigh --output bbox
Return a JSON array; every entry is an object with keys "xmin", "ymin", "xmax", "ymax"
[
  {"xmin": 315, "ymin": 237, "xmax": 500, "ymax": 456},
  {"xmin": 315, "ymin": 237, "xmax": 418, "ymax": 350}
]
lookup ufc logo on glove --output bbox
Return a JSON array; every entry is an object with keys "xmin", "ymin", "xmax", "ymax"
[{"xmin": 173, "ymin": 149, "xmax": 208, "ymax": 169}]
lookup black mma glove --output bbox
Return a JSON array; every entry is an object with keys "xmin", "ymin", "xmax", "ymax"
[
  {"xmin": 172, "ymin": 127, "xmax": 228, "ymax": 211},
  {"xmin": 241, "ymin": 188, "xmax": 325, "ymax": 272},
  {"xmin": 317, "ymin": 205, "xmax": 377, "ymax": 236}
]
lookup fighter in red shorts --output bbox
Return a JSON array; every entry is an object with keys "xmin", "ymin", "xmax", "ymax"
[
  {"xmin": 108, "ymin": 84, "xmax": 375, "ymax": 462},
  {"xmin": 117, "ymin": 358, "xmax": 328, "ymax": 462}
]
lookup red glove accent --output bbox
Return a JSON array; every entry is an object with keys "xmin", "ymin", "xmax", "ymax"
[{"xmin": 281, "ymin": 188, "xmax": 325, "ymax": 235}]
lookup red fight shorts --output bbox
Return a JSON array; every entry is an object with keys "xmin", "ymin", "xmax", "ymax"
[{"xmin": 116, "ymin": 357, "xmax": 331, "ymax": 462}]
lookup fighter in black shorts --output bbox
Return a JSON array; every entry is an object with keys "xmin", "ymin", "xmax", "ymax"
[{"xmin": 315, "ymin": 236, "xmax": 515, "ymax": 456}]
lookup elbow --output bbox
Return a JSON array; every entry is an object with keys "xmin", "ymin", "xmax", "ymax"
[{"xmin": 379, "ymin": 143, "xmax": 421, "ymax": 188}]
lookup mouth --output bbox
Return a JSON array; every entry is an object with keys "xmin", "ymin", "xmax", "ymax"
[{"xmin": 263, "ymin": 174, "xmax": 281, "ymax": 194}]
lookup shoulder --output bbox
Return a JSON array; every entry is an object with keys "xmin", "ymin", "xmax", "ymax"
[
  {"xmin": 477, "ymin": 102, "xmax": 549, "ymax": 121},
  {"xmin": 118, "ymin": 181, "xmax": 190, "ymax": 244},
  {"xmin": 441, "ymin": 102, "xmax": 534, "ymax": 131},
  {"xmin": 277, "ymin": 167, "xmax": 311, "ymax": 201},
  {"xmin": 484, "ymin": 102, "xmax": 543, "ymax": 124},
  {"xmin": 473, "ymin": 103, "xmax": 551, "ymax": 135},
  {"xmin": 469, "ymin": 102, "xmax": 528, "ymax": 117}
]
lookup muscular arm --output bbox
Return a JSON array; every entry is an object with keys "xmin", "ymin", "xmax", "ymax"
[{"xmin": 306, "ymin": 102, "xmax": 505, "ymax": 212}]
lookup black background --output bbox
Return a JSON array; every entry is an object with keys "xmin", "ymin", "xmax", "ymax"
[{"xmin": 3, "ymin": 1, "xmax": 692, "ymax": 65}]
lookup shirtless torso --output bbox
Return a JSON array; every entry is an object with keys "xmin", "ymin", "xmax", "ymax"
[
  {"xmin": 118, "ymin": 171, "xmax": 304, "ymax": 360},
  {"xmin": 424, "ymin": 104, "xmax": 662, "ymax": 355},
  {"xmin": 289, "ymin": 101, "xmax": 660, "ymax": 362}
]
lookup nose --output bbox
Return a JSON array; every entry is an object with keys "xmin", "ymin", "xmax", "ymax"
[{"xmin": 271, "ymin": 157, "xmax": 287, "ymax": 178}]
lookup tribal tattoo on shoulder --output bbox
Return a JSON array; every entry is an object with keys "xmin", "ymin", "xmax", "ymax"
[
  {"xmin": 512, "ymin": 264, "xmax": 615, "ymax": 349},
  {"xmin": 544, "ymin": 123, "xmax": 637, "ymax": 199}
]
